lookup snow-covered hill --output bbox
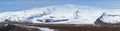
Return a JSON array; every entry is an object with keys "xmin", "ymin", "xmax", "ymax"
[
  {"xmin": 95, "ymin": 12, "xmax": 120, "ymax": 24},
  {"xmin": 0, "ymin": 4, "xmax": 120, "ymax": 24}
]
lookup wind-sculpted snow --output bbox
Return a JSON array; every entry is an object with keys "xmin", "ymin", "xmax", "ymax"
[{"xmin": 1, "ymin": 4, "xmax": 119, "ymax": 24}]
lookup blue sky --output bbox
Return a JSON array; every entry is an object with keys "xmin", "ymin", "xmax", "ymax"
[{"xmin": 0, "ymin": 0, "xmax": 120, "ymax": 12}]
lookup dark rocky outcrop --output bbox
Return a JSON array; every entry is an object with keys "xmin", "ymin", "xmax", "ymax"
[
  {"xmin": 94, "ymin": 13, "xmax": 120, "ymax": 25},
  {"xmin": 0, "ymin": 24, "xmax": 39, "ymax": 31}
]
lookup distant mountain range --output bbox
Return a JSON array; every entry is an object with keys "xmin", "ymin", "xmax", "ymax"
[{"xmin": 0, "ymin": 4, "xmax": 120, "ymax": 24}]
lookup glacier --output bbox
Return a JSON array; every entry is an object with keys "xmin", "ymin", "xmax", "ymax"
[{"xmin": 0, "ymin": 4, "xmax": 120, "ymax": 24}]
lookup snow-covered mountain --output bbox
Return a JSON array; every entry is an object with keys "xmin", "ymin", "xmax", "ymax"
[
  {"xmin": 95, "ymin": 12, "xmax": 120, "ymax": 24},
  {"xmin": 0, "ymin": 4, "xmax": 120, "ymax": 24}
]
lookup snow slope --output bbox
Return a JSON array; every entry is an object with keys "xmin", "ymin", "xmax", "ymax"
[
  {"xmin": 0, "ymin": 4, "xmax": 120, "ymax": 24},
  {"xmin": 95, "ymin": 11, "xmax": 120, "ymax": 24}
]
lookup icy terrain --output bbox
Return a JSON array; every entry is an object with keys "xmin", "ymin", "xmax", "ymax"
[{"xmin": 0, "ymin": 4, "xmax": 120, "ymax": 24}]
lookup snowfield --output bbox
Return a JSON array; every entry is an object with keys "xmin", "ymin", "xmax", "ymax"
[{"xmin": 0, "ymin": 4, "xmax": 120, "ymax": 24}]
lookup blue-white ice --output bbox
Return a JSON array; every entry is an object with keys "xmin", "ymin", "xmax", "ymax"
[{"xmin": 0, "ymin": 4, "xmax": 120, "ymax": 24}]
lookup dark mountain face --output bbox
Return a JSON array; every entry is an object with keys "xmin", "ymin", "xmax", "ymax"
[{"xmin": 4, "ymin": 19, "xmax": 32, "ymax": 24}]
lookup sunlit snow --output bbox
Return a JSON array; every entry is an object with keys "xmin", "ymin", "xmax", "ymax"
[{"xmin": 0, "ymin": 4, "xmax": 120, "ymax": 24}]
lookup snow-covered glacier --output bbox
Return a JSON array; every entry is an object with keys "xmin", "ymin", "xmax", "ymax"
[{"xmin": 0, "ymin": 4, "xmax": 120, "ymax": 24}]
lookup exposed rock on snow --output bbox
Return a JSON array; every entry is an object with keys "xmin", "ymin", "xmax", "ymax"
[{"xmin": 95, "ymin": 12, "xmax": 120, "ymax": 24}]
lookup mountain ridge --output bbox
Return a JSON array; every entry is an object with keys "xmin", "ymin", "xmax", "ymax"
[{"xmin": 0, "ymin": 4, "xmax": 119, "ymax": 24}]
